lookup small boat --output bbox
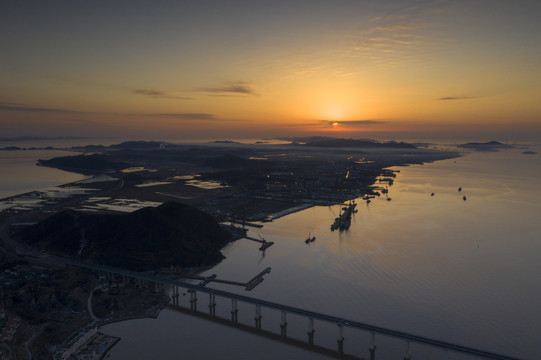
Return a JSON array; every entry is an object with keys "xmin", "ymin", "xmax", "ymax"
[
  {"xmin": 463, "ymin": 196, "xmax": 467, "ymax": 201},
  {"xmin": 431, "ymin": 192, "xmax": 434, "ymax": 196},
  {"xmin": 458, "ymin": 187, "xmax": 462, "ymax": 192}
]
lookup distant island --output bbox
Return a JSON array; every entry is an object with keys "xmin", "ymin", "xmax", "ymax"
[
  {"xmin": 211, "ymin": 140, "xmax": 242, "ymax": 144},
  {"xmin": 0, "ymin": 136, "xmax": 89, "ymax": 142},
  {"xmin": 457, "ymin": 141, "xmax": 514, "ymax": 152},
  {"xmin": 278, "ymin": 136, "xmax": 416, "ymax": 148}
]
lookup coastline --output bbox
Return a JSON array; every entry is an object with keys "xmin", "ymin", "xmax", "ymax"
[{"xmin": 266, "ymin": 203, "xmax": 315, "ymax": 221}]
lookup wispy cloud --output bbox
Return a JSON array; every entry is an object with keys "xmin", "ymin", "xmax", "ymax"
[
  {"xmin": 134, "ymin": 89, "xmax": 163, "ymax": 96},
  {"xmin": 440, "ymin": 96, "xmax": 478, "ymax": 101},
  {"xmin": 196, "ymin": 81, "xmax": 258, "ymax": 96},
  {"xmin": 0, "ymin": 103, "xmax": 88, "ymax": 114},
  {"xmin": 143, "ymin": 113, "xmax": 216, "ymax": 120},
  {"xmin": 0, "ymin": 101, "xmax": 215, "ymax": 120},
  {"xmin": 133, "ymin": 89, "xmax": 193, "ymax": 100},
  {"xmin": 320, "ymin": 120, "xmax": 386, "ymax": 126},
  {"xmin": 348, "ymin": 0, "xmax": 451, "ymax": 66}
]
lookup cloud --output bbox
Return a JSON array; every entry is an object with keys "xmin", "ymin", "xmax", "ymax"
[
  {"xmin": 0, "ymin": 103, "xmax": 88, "ymax": 114},
  {"xmin": 134, "ymin": 89, "xmax": 164, "ymax": 96},
  {"xmin": 133, "ymin": 89, "xmax": 193, "ymax": 100},
  {"xmin": 321, "ymin": 120, "xmax": 386, "ymax": 126},
  {"xmin": 0, "ymin": 102, "xmax": 213, "ymax": 120},
  {"xmin": 196, "ymin": 81, "xmax": 258, "ymax": 96},
  {"xmin": 439, "ymin": 96, "xmax": 478, "ymax": 100},
  {"xmin": 348, "ymin": 0, "xmax": 452, "ymax": 66},
  {"xmin": 143, "ymin": 113, "xmax": 216, "ymax": 120}
]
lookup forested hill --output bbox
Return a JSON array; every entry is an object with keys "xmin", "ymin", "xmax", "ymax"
[{"xmin": 16, "ymin": 202, "xmax": 232, "ymax": 271}]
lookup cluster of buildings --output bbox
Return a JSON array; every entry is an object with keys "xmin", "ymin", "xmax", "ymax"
[{"xmin": 55, "ymin": 325, "xmax": 120, "ymax": 360}]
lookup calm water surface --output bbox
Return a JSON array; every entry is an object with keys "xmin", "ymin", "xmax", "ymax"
[
  {"xmin": 0, "ymin": 150, "xmax": 87, "ymax": 199},
  {"xmin": 103, "ymin": 146, "xmax": 541, "ymax": 360}
]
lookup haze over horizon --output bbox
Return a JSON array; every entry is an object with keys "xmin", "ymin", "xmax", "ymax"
[{"xmin": 1, "ymin": 1, "xmax": 540, "ymax": 142}]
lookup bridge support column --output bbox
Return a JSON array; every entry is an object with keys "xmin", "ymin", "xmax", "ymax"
[
  {"xmin": 208, "ymin": 293, "xmax": 216, "ymax": 317},
  {"xmin": 307, "ymin": 317, "xmax": 315, "ymax": 345},
  {"xmin": 442, "ymin": 350, "xmax": 447, "ymax": 360},
  {"xmin": 254, "ymin": 304, "xmax": 262, "ymax": 330},
  {"xmin": 404, "ymin": 341, "xmax": 411, "ymax": 360},
  {"xmin": 171, "ymin": 286, "xmax": 179, "ymax": 306},
  {"xmin": 280, "ymin": 311, "xmax": 287, "ymax": 337},
  {"xmin": 369, "ymin": 332, "xmax": 376, "ymax": 360},
  {"xmin": 337, "ymin": 323, "xmax": 344, "ymax": 354},
  {"xmin": 154, "ymin": 282, "xmax": 160, "ymax": 292},
  {"xmin": 189, "ymin": 290, "xmax": 197, "ymax": 311},
  {"xmin": 231, "ymin": 299, "xmax": 238, "ymax": 323}
]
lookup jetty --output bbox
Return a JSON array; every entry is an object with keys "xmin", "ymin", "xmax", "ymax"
[
  {"xmin": 245, "ymin": 236, "xmax": 275, "ymax": 251},
  {"xmin": 230, "ymin": 220, "xmax": 263, "ymax": 228}
]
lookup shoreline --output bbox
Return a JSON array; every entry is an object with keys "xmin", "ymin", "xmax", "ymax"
[{"xmin": 266, "ymin": 203, "xmax": 315, "ymax": 221}]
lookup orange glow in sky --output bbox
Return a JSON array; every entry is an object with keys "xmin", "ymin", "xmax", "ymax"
[{"xmin": 1, "ymin": 1, "xmax": 540, "ymax": 141}]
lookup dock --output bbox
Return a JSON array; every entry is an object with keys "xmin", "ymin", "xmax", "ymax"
[
  {"xmin": 245, "ymin": 236, "xmax": 275, "ymax": 251},
  {"xmin": 230, "ymin": 220, "xmax": 263, "ymax": 228},
  {"xmin": 245, "ymin": 267, "xmax": 271, "ymax": 291}
]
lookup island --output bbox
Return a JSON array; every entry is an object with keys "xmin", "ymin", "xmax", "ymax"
[{"xmin": 457, "ymin": 140, "xmax": 514, "ymax": 152}]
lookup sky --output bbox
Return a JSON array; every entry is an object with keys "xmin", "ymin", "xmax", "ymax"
[{"xmin": 1, "ymin": 0, "xmax": 541, "ymax": 142}]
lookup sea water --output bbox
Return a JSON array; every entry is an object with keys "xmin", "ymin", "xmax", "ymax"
[
  {"xmin": 102, "ymin": 145, "xmax": 541, "ymax": 360},
  {"xmin": 0, "ymin": 149, "xmax": 88, "ymax": 199}
]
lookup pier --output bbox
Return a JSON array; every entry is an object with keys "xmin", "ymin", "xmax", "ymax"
[
  {"xmin": 229, "ymin": 220, "xmax": 264, "ymax": 228},
  {"xmin": 244, "ymin": 235, "xmax": 275, "ymax": 251}
]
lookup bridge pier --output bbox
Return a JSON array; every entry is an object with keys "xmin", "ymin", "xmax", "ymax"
[
  {"xmin": 231, "ymin": 299, "xmax": 238, "ymax": 323},
  {"xmin": 208, "ymin": 293, "xmax": 216, "ymax": 317},
  {"xmin": 307, "ymin": 317, "xmax": 315, "ymax": 345},
  {"xmin": 369, "ymin": 332, "xmax": 376, "ymax": 360},
  {"xmin": 254, "ymin": 304, "xmax": 262, "ymax": 329},
  {"xmin": 280, "ymin": 311, "xmax": 287, "ymax": 337},
  {"xmin": 337, "ymin": 323, "xmax": 344, "ymax": 354},
  {"xmin": 404, "ymin": 341, "xmax": 411, "ymax": 360},
  {"xmin": 171, "ymin": 286, "xmax": 180, "ymax": 306},
  {"xmin": 189, "ymin": 290, "xmax": 197, "ymax": 311}
]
